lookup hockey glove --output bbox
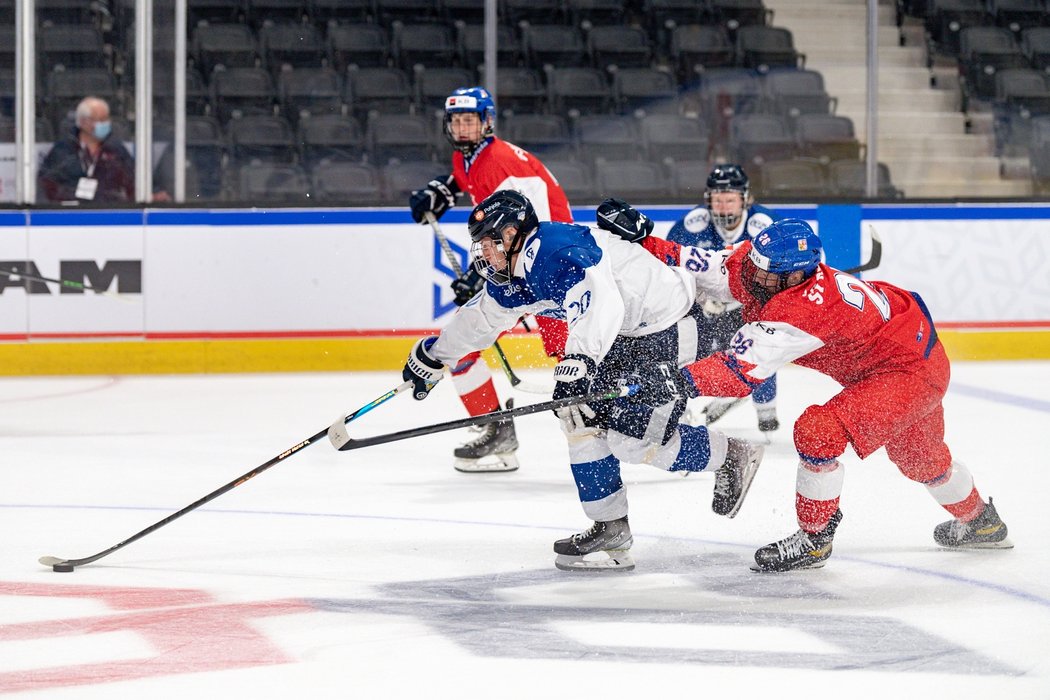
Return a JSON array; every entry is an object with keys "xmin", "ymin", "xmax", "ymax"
[
  {"xmin": 627, "ymin": 361, "xmax": 698, "ymax": 407},
  {"xmin": 552, "ymin": 354, "xmax": 598, "ymax": 435},
  {"xmin": 596, "ymin": 198, "xmax": 653, "ymax": 243},
  {"xmin": 702, "ymin": 299, "xmax": 727, "ymax": 318},
  {"xmin": 403, "ymin": 337, "xmax": 445, "ymax": 400},
  {"xmin": 450, "ymin": 268, "xmax": 485, "ymax": 306},
  {"xmin": 409, "ymin": 174, "xmax": 460, "ymax": 224}
]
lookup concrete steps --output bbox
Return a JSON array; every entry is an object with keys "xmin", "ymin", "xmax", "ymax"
[{"xmin": 764, "ymin": 0, "xmax": 1026, "ymax": 199}]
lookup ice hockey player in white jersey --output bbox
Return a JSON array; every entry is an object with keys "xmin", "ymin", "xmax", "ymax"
[
  {"xmin": 665, "ymin": 164, "xmax": 780, "ymax": 432},
  {"xmin": 401, "ymin": 190, "xmax": 764, "ymax": 571}
]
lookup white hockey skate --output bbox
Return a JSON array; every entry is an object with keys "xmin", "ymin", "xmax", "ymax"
[
  {"xmin": 554, "ymin": 517, "xmax": 635, "ymax": 572},
  {"xmin": 453, "ymin": 402, "xmax": 519, "ymax": 473}
]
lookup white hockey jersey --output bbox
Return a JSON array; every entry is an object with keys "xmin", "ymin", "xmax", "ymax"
[{"xmin": 431, "ymin": 221, "xmax": 696, "ymax": 368}]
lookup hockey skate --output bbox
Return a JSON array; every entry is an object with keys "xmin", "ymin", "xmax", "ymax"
[
  {"xmin": 755, "ymin": 405, "xmax": 779, "ymax": 432},
  {"xmin": 453, "ymin": 401, "xmax": 519, "ymax": 473},
  {"xmin": 752, "ymin": 510, "xmax": 843, "ymax": 572},
  {"xmin": 554, "ymin": 516, "xmax": 635, "ymax": 571},
  {"xmin": 711, "ymin": 438, "xmax": 764, "ymax": 518},
  {"xmin": 934, "ymin": 498, "xmax": 1013, "ymax": 549}
]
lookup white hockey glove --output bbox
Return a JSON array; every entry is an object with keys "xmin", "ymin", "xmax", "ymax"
[
  {"xmin": 403, "ymin": 337, "xmax": 445, "ymax": 400},
  {"xmin": 409, "ymin": 174, "xmax": 459, "ymax": 224},
  {"xmin": 552, "ymin": 354, "xmax": 599, "ymax": 436},
  {"xmin": 596, "ymin": 198, "xmax": 653, "ymax": 243}
]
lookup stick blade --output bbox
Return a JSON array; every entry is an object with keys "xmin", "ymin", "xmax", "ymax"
[
  {"xmin": 38, "ymin": 556, "xmax": 67, "ymax": 567},
  {"xmin": 327, "ymin": 414, "xmax": 352, "ymax": 450}
]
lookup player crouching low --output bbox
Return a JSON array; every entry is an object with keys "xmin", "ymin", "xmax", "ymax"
[{"xmin": 620, "ymin": 216, "xmax": 1012, "ymax": 571}]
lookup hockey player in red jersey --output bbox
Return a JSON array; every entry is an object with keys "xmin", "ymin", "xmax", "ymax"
[
  {"xmin": 408, "ymin": 86, "xmax": 573, "ymax": 473},
  {"xmin": 622, "ymin": 216, "xmax": 1012, "ymax": 571}
]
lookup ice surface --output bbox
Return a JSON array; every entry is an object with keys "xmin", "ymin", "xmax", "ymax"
[{"xmin": 1, "ymin": 363, "xmax": 1048, "ymax": 697}]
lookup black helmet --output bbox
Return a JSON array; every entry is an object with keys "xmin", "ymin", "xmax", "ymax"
[
  {"xmin": 467, "ymin": 190, "xmax": 539, "ymax": 286},
  {"xmin": 705, "ymin": 163, "xmax": 751, "ymax": 230}
]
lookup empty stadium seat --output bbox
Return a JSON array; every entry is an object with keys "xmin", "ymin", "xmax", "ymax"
[
  {"xmin": 457, "ymin": 23, "xmax": 520, "ymax": 70},
  {"xmin": 989, "ymin": 0, "xmax": 1046, "ymax": 37},
  {"xmin": 495, "ymin": 68, "xmax": 548, "ymax": 115},
  {"xmin": 186, "ymin": 115, "xmax": 227, "ymax": 197},
  {"xmin": 828, "ymin": 159, "xmax": 902, "ymax": 198},
  {"xmin": 735, "ymin": 26, "xmax": 804, "ymax": 72},
  {"xmin": 757, "ymin": 159, "xmax": 832, "ymax": 199},
  {"xmin": 211, "ymin": 67, "xmax": 277, "ymax": 121},
  {"xmin": 227, "ymin": 114, "xmax": 298, "ymax": 164},
  {"xmin": 925, "ymin": 0, "xmax": 989, "ymax": 58},
  {"xmin": 575, "ymin": 114, "xmax": 640, "ymax": 163},
  {"xmin": 375, "ymin": 0, "xmax": 440, "ymax": 27},
  {"xmin": 730, "ymin": 113, "xmax": 796, "ymax": 166},
  {"xmin": 235, "ymin": 163, "xmax": 311, "ymax": 202},
  {"xmin": 393, "ymin": 23, "xmax": 457, "ymax": 71},
  {"xmin": 279, "ymin": 67, "xmax": 343, "ymax": 121},
  {"xmin": 346, "ymin": 67, "xmax": 414, "ymax": 121},
  {"xmin": 310, "ymin": 0, "xmax": 372, "ymax": 24},
  {"xmin": 260, "ymin": 22, "xmax": 325, "ymax": 70},
  {"xmin": 958, "ymin": 27, "xmax": 1029, "ymax": 103},
  {"xmin": 327, "ymin": 24, "xmax": 390, "ymax": 72},
  {"xmin": 298, "ymin": 114, "xmax": 366, "ymax": 165},
  {"xmin": 613, "ymin": 68, "xmax": 680, "ymax": 115},
  {"xmin": 246, "ymin": 0, "xmax": 307, "ymax": 27},
  {"xmin": 795, "ymin": 114, "xmax": 862, "ymax": 163},
  {"xmin": 640, "ymin": 113, "xmax": 710, "ymax": 162},
  {"xmin": 38, "ymin": 24, "xmax": 106, "ymax": 72},
  {"xmin": 524, "ymin": 25, "xmax": 588, "ymax": 69},
  {"xmin": 366, "ymin": 113, "xmax": 432, "ymax": 164},
  {"xmin": 568, "ymin": 0, "xmax": 628, "ymax": 26},
  {"xmin": 193, "ymin": 23, "xmax": 259, "ymax": 75},
  {"xmin": 594, "ymin": 159, "xmax": 668, "ymax": 202},
  {"xmin": 501, "ymin": 113, "xmax": 574, "ymax": 159},
  {"xmin": 382, "ymin": 160, "xmax": 447, "ymax": 204},
  {"xmin": 670, "ymin": 25, "xmax": 735, "ymax": 84},
  {"xmin": 587, "ymin": 26, "xmax": 653, "ymax": 71},
  {"xmin": 311, "ymin": 161, "xmax": 382, "ymax": 203},
  {"xmin": 547, "ymin": 67, "xmax": 613, "ymax": 116},
  {"xmin": 710, "ymin": 0, "xmax": 771, "ymax": 33},
  {"xmin": 416, "ymin": 67, "xmax": 475, "ymax": 115},
  {"xmin": 764, "ymin": 68, "xmax": 834, "ymax": 120},
  {"xmin": 668, "ymin": 159, "xmax": 713, "ymax": 199},
  {"xmin": 1021, "ymin": 27, "xmax": 1050, "ymax": 73},
  {"xmin": 544, "ymin": 159, "xmax": 597, "ymax": 202}
]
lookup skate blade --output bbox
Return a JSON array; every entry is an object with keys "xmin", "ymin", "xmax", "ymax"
[
  {"xmin": 749, "ymin": 559, "xmax": 828, "ymax": 573},
  {"xmin": 723, "ymin": 444, "xmax": 764, "ymax": 519},
  {"xmin": 940, "ymin": 537, "xmax": 1015, "ymax": 550},
  {"xmin": 454, "ymin": 453, "xmax": 520, "ymax": 473},
  {"xmin": 555, "ymin": 550, "xmax": 635, "ymax": 572}
]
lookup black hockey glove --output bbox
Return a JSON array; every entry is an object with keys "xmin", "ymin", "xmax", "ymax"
[
  {"xmin": 403, "ymin": 337, "xmax": 445, "ymax": 400},
  {"xmin": 450, "ymin": 268, "xmax": 485, "ymax": 306},
  {"xmin": 552, "ymin": 354, "xmax": 598, "ymax": 435},
  {"xmin": 409, "ymin": 174, "xmax": 460, "ymax": 224},
  {"xmin": 596, "ymin": 197, "xmax": 653, "ymax": 243},
  {"xmin": 627, "ymin": 361, "xmax": 698, "ymax": 407}
]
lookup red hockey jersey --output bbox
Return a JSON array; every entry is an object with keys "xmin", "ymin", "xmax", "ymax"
[
  {"xmin": 644, "ymin": 238, "xmax": 941, "ymax": 396},
  {"xmin": 451, "ymin": 137, "xmax": 572, "ymax": 223}
]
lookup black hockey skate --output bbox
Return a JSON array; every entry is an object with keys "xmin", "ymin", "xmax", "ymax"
[
  {"xmin": 934, "ymin": 498, "xmax": 1013, "ymax": 549},
  {"xmin": 554, "ymin": 516, "xmax": 635, "ymax": 571},
  {"xmin": 752, "ymin": 509, "xmax": 843, "ymax": 572},
  {"xmin": 711, "ymin": 438, "xmax": 764, "ymax": 518},
  {"xmin": 756, "ymin": 406, "xmax": 779, "ymax": 432},
  {"xmin": 453, "ymin": 401, "xmax": 519, "ymax": 473}
]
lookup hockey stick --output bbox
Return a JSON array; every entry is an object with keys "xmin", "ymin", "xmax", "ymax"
[
  {"xmin": 842, "ymin": 227, "xmax": 882, "ymax": 275},
  {"xmin": 425, "ymin": 212, "xmax": 553, "ymax": 395},
  {"xmin": 0, "ymin": 266, "xmax": 133, "ymax": 301},
  {"xmin": 328, "ymin": 384, "xmax": 637, "ymax": 451},
  {"xmin": 38, "ymin": 381, "xmax": 413, "ymax": 572}
]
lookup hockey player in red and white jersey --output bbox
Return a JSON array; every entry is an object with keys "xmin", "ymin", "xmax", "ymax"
[
  {"xmin": 408, "ymin": 86, "xmax": 573, "ymax": 474},
  {"xmin": 623, "ymin": 217, "xmax": 1012, "ymax": 571}
]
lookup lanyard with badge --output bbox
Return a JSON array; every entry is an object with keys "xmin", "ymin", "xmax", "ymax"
[{"xmin": 75, "ymin": 145, "xmax": 99, "ymax": 200}]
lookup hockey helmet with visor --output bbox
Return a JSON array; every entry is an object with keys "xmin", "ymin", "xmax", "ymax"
[
  {"xmin": 704, "ymin": 163, "xmax": 751, "ymax": 231},
  {"xmin": 742, "ymin": 218, "xmax": 822, "ymax": 303},
  {"xmin": 468, "ymin": 190, "xmax": 538, "ymax": 286},
  {"xmin": 444, "ymin": 86, "xmax": 496, "ymax": 154}
]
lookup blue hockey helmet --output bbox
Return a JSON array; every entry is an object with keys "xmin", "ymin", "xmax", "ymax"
[
  {"xmin": 704, "ymin": 163, "xmax": 752, "ymax": 230},
  {"xmin": 444, "ymin": 86, "xmax": 496, "ymax": 154},
  {"xmin": 467, "ymin": 190, "xmax": 538, "ymax": 286},
  {"xmin": 744, "ymin": 219, "xmax": 822, "ymax": 303},
  {"xmin": 749, "ymin": 218, "xmax": 822, "ymax": 274}
]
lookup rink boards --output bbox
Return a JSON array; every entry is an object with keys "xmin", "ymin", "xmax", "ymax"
[{"xmin": 0, "ymin": 203, "xmax": 1048, "ymax": 374}]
